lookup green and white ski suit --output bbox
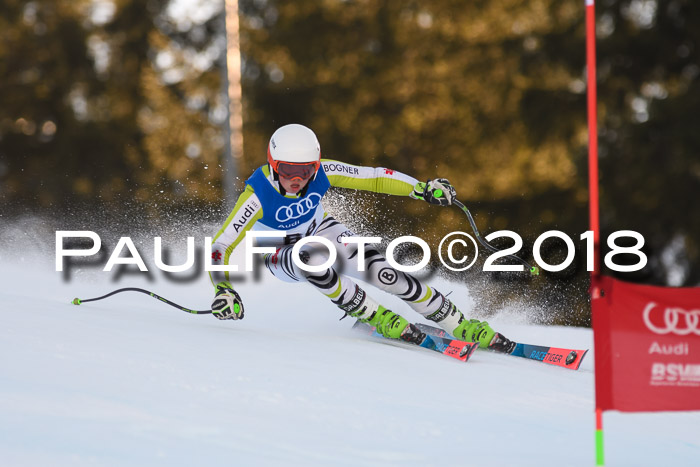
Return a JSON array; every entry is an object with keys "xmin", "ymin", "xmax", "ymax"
[{"xmin": 209, "ymin": 160, "xmax": 468, "ymax": 337}]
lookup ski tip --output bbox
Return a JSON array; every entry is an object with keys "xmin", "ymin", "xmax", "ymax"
[
  {"xmin": 557, "ymin": 347, "xmax": 590, "ymax": 370},
  {"xmin": 463, "ymin": 342, "xmax": 479, "ymax": 362},
  {"xmin": 443, "ymin": 340, "xmax": 478, "ymax": 362},
  {"xmin": 72, "ymin": 298, "xmax": 82, "ymax": 305},
  {"xmin": 567, "ymin": 348, "xmax": 590, "ymax": 370}
]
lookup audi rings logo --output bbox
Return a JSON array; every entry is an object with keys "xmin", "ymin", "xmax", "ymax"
[
  {"xmin": 643, "ymin": 302, "xmax": 700, "ymax": 336},
  {"xmin": 275, "ymin": 193, "xmax": 322, "ymax": 222}
]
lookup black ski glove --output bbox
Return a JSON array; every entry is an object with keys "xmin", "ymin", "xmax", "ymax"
[
  {"xmin": 212, "ymin": 282, "xmax": 245, "ymax": 320},
  {"xmin": 411, "ymin": 178, "xmax": 457, "ymax": 206}
]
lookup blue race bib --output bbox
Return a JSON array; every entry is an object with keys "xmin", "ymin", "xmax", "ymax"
[{"xmin": 245, "ymin": 165, "xmax": 330, "ymax": 230}]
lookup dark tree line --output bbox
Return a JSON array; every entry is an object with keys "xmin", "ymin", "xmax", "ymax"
[{"xmin": 1, "ymin": 1, "xmax": 698, "ymax": 320}]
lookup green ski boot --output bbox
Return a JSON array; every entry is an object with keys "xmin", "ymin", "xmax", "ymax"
[
  {"xmin": 453, "ymin": 318, "xmax": 515, "ymax": 353},
  {"xmin": 366, "ymin": 306, "xmax": 407, "ymax": 338},
  {"xmin": 367, "ymin": 306, "xmax": 427, "ymax": 344},
  {"xmin": 454, "ymin": 319, "xmax": 494, "ymax": 348},
  {"xmin": 342, "ymin": 286, "xmax": 425, "ymax": 343}
]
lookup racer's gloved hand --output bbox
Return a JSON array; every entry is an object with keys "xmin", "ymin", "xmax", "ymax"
[
  {"xmin": 411, "ymin": 178, "xmax": 456, "ymax": 206},
  {"xmin": 212, "ymin": 281, "xmax": 244, "ymax": 320}
]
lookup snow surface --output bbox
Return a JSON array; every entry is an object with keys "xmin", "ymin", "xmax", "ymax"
[{"xmin": 1, "ymin": 229, "xmax": 699, "ymax": 466}]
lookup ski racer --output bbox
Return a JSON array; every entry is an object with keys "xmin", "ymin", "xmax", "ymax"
[{"xmin": 209, "ymin": 123, "xmax": 514, "ymax": 352}]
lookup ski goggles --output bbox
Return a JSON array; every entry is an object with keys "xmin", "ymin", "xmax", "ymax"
[{"xmin": 271, "ymin": 160, "xmax": 320, "ymax": 180}]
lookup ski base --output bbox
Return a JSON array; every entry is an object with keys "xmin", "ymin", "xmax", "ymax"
[
  {"xmin": 414, "ymin": 323, "xmax": 588, "ymax": 370},
  {"xmin": 352, "ymin": 321, "xmax": 478, "ymax": 362}
]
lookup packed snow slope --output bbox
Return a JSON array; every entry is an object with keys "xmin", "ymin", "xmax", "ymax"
[{"xmin": 1, "ymin": 242, "xmax": 699, "ymax": 466}]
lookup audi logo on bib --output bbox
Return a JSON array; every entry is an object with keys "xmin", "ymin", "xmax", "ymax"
[
  {"xmin": 275, "ymin": 193, "xmax": 322, "ymax": 222},
  {"xmin": 643, "ymin": 302, "xmax": 700, "ymax": 336}
]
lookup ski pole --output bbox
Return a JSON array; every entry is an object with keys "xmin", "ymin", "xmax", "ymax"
[
  {"xmin": 453, "ymin": 199, "xmax": 540, "ymax": 276},
  {"xmin": 72, "ymin": 287, "xmax": 212, "ymax": 314}
]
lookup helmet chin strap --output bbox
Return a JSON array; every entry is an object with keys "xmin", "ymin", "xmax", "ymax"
[{"xmin": 296, "ymin": 181, "xmax": 312, "ymax": 197}]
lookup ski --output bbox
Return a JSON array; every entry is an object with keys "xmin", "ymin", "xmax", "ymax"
[
  {"xmin": 352, "ymin": 320, "xmax": 478, "ymax": 362},
  {"xmin": 414, "ymin": 323, "xmax": 589, "ymax": 370}
]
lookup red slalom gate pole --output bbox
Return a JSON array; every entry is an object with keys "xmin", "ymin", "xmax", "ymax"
[
  {"xmin": 595, "ymin": 407, "xmax": 604, "ymax": 465},
  {"xmin": 586, "ymin": 0, "xmax": 604, "ymax": 465},
  {"xmin": 587, "ymin": 0, "xmax": 600, "ymax": 276}
]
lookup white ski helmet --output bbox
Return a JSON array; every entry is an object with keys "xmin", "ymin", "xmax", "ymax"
[{"xmin": 267, "ymin": 124, "xmax": 321, "ymax": 180}]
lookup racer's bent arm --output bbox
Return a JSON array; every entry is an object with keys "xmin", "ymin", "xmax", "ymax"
[
  {"xmin": 321, "ymin": 159, "xmax": 419, "ymax": 196},
  {"xmin": 208, "ymin": 184, "xmax": 263, "ymax": 287}
]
